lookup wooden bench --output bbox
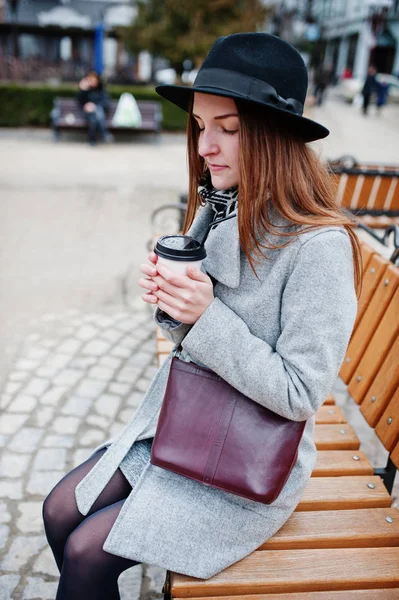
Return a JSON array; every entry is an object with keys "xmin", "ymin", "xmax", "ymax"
[
  {"xmin": 51, "ymin": 97, "xmax": 162, "ymax": 139},
  {"xmin": 329, "ymin": 162, "xmax": 399, "ymax": 229},
  {"xmin": 154, "ymin": 235, "xmax": 399, "ymax": 598}
]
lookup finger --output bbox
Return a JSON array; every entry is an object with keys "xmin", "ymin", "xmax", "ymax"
[
  {"xmin": 140, "ymin": 263, "xmax": 158, "ymax": 277},
  {"xmin": 187, "ymin": 266, "xmax": 211, "ymax": 283},
  {"xmin": 138, "ymin": 277, "xmax": 159, "ymax": 292},
  {"xmin": 142, "ymin": 293, "xmax": 158, "ymax": 304},
  {"xmin": 156, "ymin": 262, "xmax": 192, "ymax": 289},
  {"xmin": 156, "ymin": 299, "xmax": 183, "ymax": 322},
  {"xmin": 152, "ymin": 274, "xmax": 192, "ymax": 300},
  {"xmin": 148, "ymin": 251, "xmax": 158, "ymax": 265},
  {"xmin": 153, "ymin": 288, "xmax": 185, "ymax": 313}
]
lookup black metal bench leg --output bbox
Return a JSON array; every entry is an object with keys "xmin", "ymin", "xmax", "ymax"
[{"xmin": 162, "ymin": 570, "xmax": 172, "ymax": 600}]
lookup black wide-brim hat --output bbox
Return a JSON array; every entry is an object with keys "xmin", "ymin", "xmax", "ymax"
[{"xmin": 156, "ymin": 33, "xmax": 329, "ymax": 142}]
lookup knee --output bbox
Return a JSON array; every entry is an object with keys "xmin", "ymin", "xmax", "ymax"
[
  {"xmin": 63, "ymin": 528, "xmax": 98, "ymax": 577},
  {"xmin": 42, "ymin": 488, "xmax": 72, "ymax": 535}
]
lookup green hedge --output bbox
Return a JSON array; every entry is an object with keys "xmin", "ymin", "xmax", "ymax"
[{"xmin": 0, "ymin": 83, "xmax": 187, "ymax": 131}]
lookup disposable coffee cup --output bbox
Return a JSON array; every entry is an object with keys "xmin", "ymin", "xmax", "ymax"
[{"xmin": 154, "ymin": 235, "xmax": 206, "ymax": 274}]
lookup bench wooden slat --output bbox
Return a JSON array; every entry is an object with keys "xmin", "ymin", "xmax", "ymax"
[
  {"xmin": 314, "ymin": 424, "xmax": 360, "ymax": 450},
  {"xmin": 323, "ymin": 393, "xmax": 335, "ymax": 405},
  {"xmin": 348, "ymin": 285, "xmax": 399, "ymax": 404},
  {"xmin": 183, "ymin": 592, "xmax": 399, "ymax": 600},
  {"xmin": 350, "ymin": 252, "xmax": 388, "ymax": 335},
  {"xmin": 340, "ymin": 263, "xmax": 399, "ymax": 383},
  {"xmin": 171, "ymin": 547, "xmax": 399, "ymax": 597},
  {"xmin": 359, "ymin": 335, "xmax": 399, "ymax": 428},
  {"xmin": 314, "ymin": 405, "xmax": 346, "ymax": 424},
  {"xmin": 359, "ymin": 242, "xmax": 374, "ymax": 270},
  {"xmin": 375, "ymin": 387, "xmax": 399, "ymax": 452},
  {"xmin": 259, "ymin": 507, "xmax": 399, "ymax": 550},
  {"xmin": 313, "ymin": 450, "xmax": 373, "ymax": 476},
  {"xmin": 297, "ymin": 476, "xmax": 391, "ymax": 511}
]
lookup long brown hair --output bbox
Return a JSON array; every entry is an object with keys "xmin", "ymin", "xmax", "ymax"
[{"xmin": 184, "ymin": 97, "xmax": 362, "ymax": 295}]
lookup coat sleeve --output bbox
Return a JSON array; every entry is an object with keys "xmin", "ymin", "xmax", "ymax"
[
  {"xmin": 181, "ymin": 230, "xmax": 358, "ymax": 421},
  {"xmin": 153, "ymin": 308, "xmax": 192, "ymax": 345}
]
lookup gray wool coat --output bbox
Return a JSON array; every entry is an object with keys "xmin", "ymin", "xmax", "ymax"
[{"xmin": 75, "ymin": 202, "xmax": 357, "ymax": 579}]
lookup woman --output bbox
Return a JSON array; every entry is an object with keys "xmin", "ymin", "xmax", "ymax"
[
  {"xmin": 43, "ymin": 33, "xmax": 360, "ymax": 599},
  {"xmin": 77, "ymin": 71, "xmax": 112, "ymax": 145}
]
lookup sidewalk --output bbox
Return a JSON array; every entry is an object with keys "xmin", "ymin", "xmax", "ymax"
[{"xmin": 0, "ymin": 302, "xmax": 166, "ymax": 599}]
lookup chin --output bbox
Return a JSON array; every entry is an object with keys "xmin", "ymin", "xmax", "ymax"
[{"xmin": 210, "ymin": 174, "xmax": 238, "ymax": 190}]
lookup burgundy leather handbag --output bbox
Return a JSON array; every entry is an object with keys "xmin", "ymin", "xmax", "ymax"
[{"xmin": 150, "ymin": 357, "xmax": 306, "ymax": 504}]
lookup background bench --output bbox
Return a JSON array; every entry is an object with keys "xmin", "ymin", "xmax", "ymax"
[
  {"xmin": 154, "ymin": 233, "xmax": 399, "ymax": 598},
  {"xmin": 328, "ymin": 158, "xmax": 399, "ymax": 229},
  {"xmin": 51, "ymin": 97, "xmax": 162, "ymax": 139}
]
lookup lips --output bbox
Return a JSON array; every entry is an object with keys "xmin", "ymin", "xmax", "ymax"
[{"xmin": 208, "ymin": 163, "xmax": 228, "ymax": 172}]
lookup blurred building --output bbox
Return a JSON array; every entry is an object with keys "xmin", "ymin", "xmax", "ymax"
[{"xmin": 0, "ymin": 0, "xmax": 137, "ymax": 82}]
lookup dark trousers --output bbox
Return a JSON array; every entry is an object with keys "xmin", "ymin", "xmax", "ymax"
[
  {"xmin": 362, "ymin": 92, "xmax": 371, "ymax": 115},
  {"xmin": 85, "ymin": 105, "xmax": 108, "ymax": 143}
]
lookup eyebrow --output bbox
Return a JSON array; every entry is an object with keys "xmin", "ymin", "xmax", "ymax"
[{"xmin": 192, "ymin": 112, "xmax": 239, "ymax": 120}]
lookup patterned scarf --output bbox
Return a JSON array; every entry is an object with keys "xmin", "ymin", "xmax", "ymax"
[{"xmin": 198, "ymin": 176, "xmax": 238, "ymax": 221}]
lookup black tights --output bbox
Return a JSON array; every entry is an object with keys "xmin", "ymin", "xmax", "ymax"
[{"xmin": 43, "ymin": 449, "xmax": 138, "ymax": 600}]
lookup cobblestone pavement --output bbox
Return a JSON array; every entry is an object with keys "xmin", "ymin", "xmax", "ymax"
[{"xmin": 0, "ymin": 302, "xmax": 166, "ymax": 600}]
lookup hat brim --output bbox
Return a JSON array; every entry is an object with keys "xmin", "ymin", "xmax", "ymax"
[{"xmin": 156, "ymin": 84, "xmax": 329, "ymax": 142}]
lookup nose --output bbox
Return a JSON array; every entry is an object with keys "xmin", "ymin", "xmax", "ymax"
[{"xmin": 198, "ymin": 129, "xmax": 219, "ymax": 158}]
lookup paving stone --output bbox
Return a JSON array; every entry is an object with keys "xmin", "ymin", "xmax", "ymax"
[
  {"xmin": 23, "ymin": 576, "xmax": 58, "ymax": 600},
  {"xmin": 94, "ymin": 394, "xmax": 122, "ymax": 419},
  {"xmin": 60, "ymin": 326, "xmax": 75, "ymax": 336},
  {"xmin": 51, "ymin": 416, "xmax": 80, "ymax": 435},
  {"xmin": 72, "ymin": 448, "xmax": 94, "ymax": 468},
  {"xmin": 16, "ymin": 502, "xmax": 44, "ymax": 534},
  {"xmin": 0, "ymin": 394, "xmax": 12, "ymax": 409},
  {"xmin": 91, "ymin": 316, "xmax": 115, "ymax": 328},
  {"xmin": 109, "ymin": 422, "xmax": 124, "ymax": 438},
  {"xmin": 0, "ymin": 414, "xmax": 28, "ymax": 435},
  {"xmin": 81, "ymin": 340, "xmax": 111, "ymax": 356},
  {"xmin": 8, "ymin": 394, "xmax": 38, "ymax": 413},
  {"xmin": 32, "ymin": 546, "xmax": 59, "ymax": 577},
  {"xmin": 5, "ymin": 381, "xmax": 22, "ymax": 395},
  {"xmin": 87, "ymin": 414, "xmax": 109, "ymax": 429},
  {"xmin": 9, "ymin": 428, "xmax": 44, "ymax": 453},
  {"xmin": 25, "ymin": 348, "xmax": 49, "ymax": 361},
  {"xmin": 135, "ymin": 378, "xmax": 152, "ymax": 393},
  {"xmin": 1, "ymin": 535, "xmax": 47, "ymax": 571},
  {"xmin": 110, "ymin": 345, "xmax": 132, "ymax": 359},
  {"xmin": 15, "ymin": 359, "xmax": 40, "ymax": 371},
  {"xmin": 0, "ymin": 480, "xmax": 23, "ymax": 499},
  {"xmin": 99, "ymin": 355, "xmax": 122, "ymax": 370},
  {"xmin": 69, "ymin": 356, "xmax": 98, "ymax": 369},
  {"xmin": 0, "ymin": 453, "xmax": 31, "ymax": 478},
  {"xmin": 43, "ymin": 353, "xmax": 71, "ymax": 370},
  {"xmin": 128, "ymin": 352, "xmax": 154, "ymax": 368},
  {"xmin": 116, "ymin": 318, "xmax": 137, "ymax": 333},
  {"xmin": 119, "ymin": 564, "xmax": 143, "ymax": 600},
  {"xmin": 101, "ymin": 328, "xmax": 123, "ymax": 344},
  {"xmin": 126, "ymin": 392, "xmax": 144, "ymax": 408},
  {"xmin": 88, "ymin": 366, "xmax": 115, "ymax": 381},
  {"xmin": 34, "ymin": 448, "xmax": 67, "ymax": 471},
  {"xmin": 8, "ymin": 371, "xmax": 29, "ymax": 382},
  {"xmin": 0, "ymin": 574, "xmax": 20, "ymax": 598},
  {"xmin": 80, "ymin": 429, "xmax": 105, "ymax": 446},
  {"xmin": 42, "ymin": 434, "xmax": 74, "ymax": 449},
  {"xmin": 40, "ymin": 339, "xmax": 58, "ymax": 349},
  {"xmin": 61, "ymin": 395, "xmax": 92, "ymax": 417},
  {"xmin": 52, "ymin": 368, "xmax": 83, "ymax": 386},
  {"xmin": 57, "ymin": 338, "xmax": 82, "ymax": 355},
  {"xmin": 75, "ymin": 378, "xmax": 107, "ymax": 399},
  {"xmin": 75, "ymin": 324, "xmax": 98, "ymax": 341},
  {"xmin": 0, "ymin": 501, "xmax": 11, "ymax": 523},
  {"xmin": 117, "ymin": 367, "xmax": 141, "ymax": 384},
  {"xmin": 120, "ymin": 336, "xmax": 141, "ymax": 350},
  {"xmin": 119, "ymin": 408, "xmax": 136, "ymax": 423},
  {"xmin": 36, "ymin": 366, "xmax": 59, "ymax": 378},
  {"xmin": 144, "ymin": 365, "xmax": 158, "ymax": 380},
  {"xmin": 109, "ymin": 382, "xmax": 131, "ymax": 396},
  {"xmin": 39, "ymin": 386, "xmax": 68, "ymax": 406},
  {"xmin": 0, "ymin": 524, "xmax": 9, "ymax": 550},
  {"xmin": 26, "ymin": 471, "xmax": 64, "ymax": 496},
  {"xmin": 34, "ymin": 406, "xmax": 55, "ymax": 427},
  {"xmin": 0, "ymin": 435, "xmax": 8, "ymax": 448},
  {"xmin": 21, "ymin": 378, "xmax": 50, "ymax": 397}
]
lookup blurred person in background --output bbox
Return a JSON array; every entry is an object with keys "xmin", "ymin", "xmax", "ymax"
[
  {"xmin": 77, "ymin": 71, "xmax": 112, "ymax": 145},
  {"xmin": 361, "ymin": 65, "xmax": 377, "ymax": 116},
  {"xmin": 313, "ymin": 63, "xmax": 332, "ymax": 106}
]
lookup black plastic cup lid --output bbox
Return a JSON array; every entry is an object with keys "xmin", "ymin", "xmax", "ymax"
[{"xmin": 154, "ymin": 235, "xmax": 207, "ymax": 262}]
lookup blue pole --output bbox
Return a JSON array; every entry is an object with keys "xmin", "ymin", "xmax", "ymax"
[{"xmin": 94, "ymin": 22, "xmax": 104, "ymax": 74}]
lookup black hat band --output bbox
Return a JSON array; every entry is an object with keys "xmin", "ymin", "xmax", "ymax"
[{"xmin": 194, "ymin": 68, "xmax": 303, "ymax": 116}]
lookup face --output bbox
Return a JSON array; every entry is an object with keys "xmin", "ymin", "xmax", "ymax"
[
  {"xmin": 193, "ymin": 92, "xmax": 240, "ymax": 189},
  {"xmin": 87, "ymin": 74, "xmax": 99, "ymax": 88}
]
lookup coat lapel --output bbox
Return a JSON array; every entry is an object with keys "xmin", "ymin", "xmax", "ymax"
[{"xmin": 187, "ymin": 204, "xmax": 241, "ymax": 289}]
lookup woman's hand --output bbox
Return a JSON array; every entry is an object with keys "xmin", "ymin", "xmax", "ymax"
[{"xmin": 138, "ymin": 252, "xmax": 214, "ymax": 325}]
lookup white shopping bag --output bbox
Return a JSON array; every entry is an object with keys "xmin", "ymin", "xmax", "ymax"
[{"xmin": 112, "ymin": 93, "xmax": 143, "ymax": 128}]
